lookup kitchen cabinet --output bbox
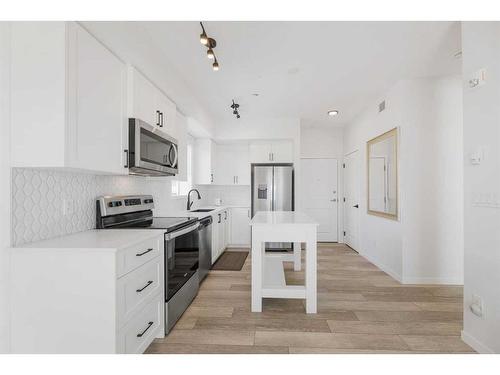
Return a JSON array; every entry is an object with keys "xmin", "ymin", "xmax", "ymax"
[
  {"xmin": 10, "ymin": 231, "xmax": 165, "ymax": 353},
  {"xmin": 249, "ymin": 141, "xmax": 294, "ymax": 163},
  {"xmin": 216, "ymin": 144, "xmax": 250, "ymax": 185},
  {"xmin": 211, "ymin": 208, "xmax": 230, "ymax": 264},
  {"xmin": 127, "ymin": 66, "xmax": 176, "ymax": 134},
  {"xmin": 229, "ymin": 207, "xmax": 251, "ymax": 247},
  {"xmin": 10, "ymin": 22, "xmax": 128, "ymax": 174},
  {"xmin": 194, "ymin": 138, "xmax": 217, "ymax": 184}
]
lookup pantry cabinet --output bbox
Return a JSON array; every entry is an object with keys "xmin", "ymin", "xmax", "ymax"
[
  {"xmin": 10, "ymin": 22, "xmax": 128, "ymax": 174},
  {"xmin": 194, "ymin": 138, "xmax": 217, "ymax": 184},
  {"xmin": 127, "ymin": 66, "xmax": 176, "ymax": 134},
  {"xmin": 229, "ymin": 207, "xmax": 251, "ymax": 247},
  {"xmin": 216, "ymin": 144, "xmax": 250, "ymax": 185},
  {"xmin": 249, "ymin": 140, "xmax": 294, "ymax": 163}
]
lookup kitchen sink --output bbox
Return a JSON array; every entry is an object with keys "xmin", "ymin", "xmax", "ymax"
[{"xmin": 190, "ymin": 209, "xmax": 214, "ymax": 212}]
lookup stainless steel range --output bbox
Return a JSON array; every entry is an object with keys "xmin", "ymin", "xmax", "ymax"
[{"xmin": 96, "ymin": 195, "xmax": 200, "ymax": 334}]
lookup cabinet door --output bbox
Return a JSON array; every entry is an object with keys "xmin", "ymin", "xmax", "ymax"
[
  {"xmin": 249, "ymin": 143, "xmax": 272, "ymax": 163},
  {"xmin": 235, "ymin": 145, "xmax": 250, "ymax": 185},
  {"xmin": 71, "ymin": 23, "xmax": 127, "ymax": 174},
  {"xmin": 216, "ymin": 145, "xmax": 236, "ymax": 185},
  {"xmin": 130, "ymin": 68, "xmax": 160, "ymax": 127},
  {"xmin": 211, "ymin": 216, "xmax": 219, "ymax": 264},
  {"xmin": 194, "ymin": 139, "xmax": 216, "ymax": 184},
  {"xmin": 271, "ymin": 141, "xmax": 293, "ymax": 163},
  {"xmin": 230, "ymin": 208, "xmax": 251, "ymax": 246},
  {"xmin": 156, "ymin": 92, "xmax": 176, "ymax": 135}
]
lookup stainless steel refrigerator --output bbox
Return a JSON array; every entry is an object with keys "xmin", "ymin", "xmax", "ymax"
[{"xmin": 251, "ymin": 164, "xmax": 294, "ymax": 250}]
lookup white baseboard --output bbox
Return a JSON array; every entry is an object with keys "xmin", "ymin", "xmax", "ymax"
[
  {"xmin": 461, "ymin": 330, "xmax": 495, "ymax": 354},
  {"xmin": 402, "ymin": 276, "xmax": 463, "ymax": 285},
  {"xmin": 358, "ymin": 251, "xmax": 402, "ymax": 282}
]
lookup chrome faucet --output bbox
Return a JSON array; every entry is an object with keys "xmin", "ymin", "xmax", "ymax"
[{"xmin": 187, "ymin": 189, "xmax": 202, "ymax": 211}]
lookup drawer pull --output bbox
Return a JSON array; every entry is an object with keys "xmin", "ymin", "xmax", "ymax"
[
  {"xmin": 136, "ymin": 280, "xmax": 153, "ymax": 293},
  {"xmin": 136, "ymin": 248, "xmax": 154, "ymax": 257},
  {"xmin": 137, "ymin": 321, "xmax": 154, "ymax": 338}
]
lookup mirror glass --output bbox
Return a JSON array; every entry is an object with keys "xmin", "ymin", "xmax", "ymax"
[{"xmin": 367, "ymin": 128, "xmax": 398, "ymax": 219}]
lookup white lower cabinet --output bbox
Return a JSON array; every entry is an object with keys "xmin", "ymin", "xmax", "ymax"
[
  {"xmin": 10, "ymin": 231, "xmax": 165, "ymax": 354},
  {"xmin": 211, "ymin": 209, "xmax": 231, "ymax": 264},
  {"xmin": 229, "ymin": 207, "xmax": 251, "ymax": 247}
]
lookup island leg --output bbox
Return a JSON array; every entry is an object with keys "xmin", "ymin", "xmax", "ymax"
[
  {"xmin": 251, "ymin": 233, "xmax": 263, "ymax": 312},
  {"xmin": 305, "ymin": 230, "xmax": 317, "ymax": 313},
  {"xmin": 293, "ymin": 242, "xmax": 301, "ymax": 271}
]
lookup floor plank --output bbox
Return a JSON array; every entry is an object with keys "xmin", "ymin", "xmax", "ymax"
[{"xmin": 145, "ymin": 244, "xmax": 473, "ymax": 354}]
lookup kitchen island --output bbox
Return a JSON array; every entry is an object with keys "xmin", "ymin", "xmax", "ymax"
[{"xmin": 250, "ymin": 211, "xmax": 318, "ymax": 313}]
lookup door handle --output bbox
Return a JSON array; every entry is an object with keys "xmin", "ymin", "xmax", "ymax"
[{"xmin": 353, "ymin": 204, "xmax": 359, "ymax": 208}]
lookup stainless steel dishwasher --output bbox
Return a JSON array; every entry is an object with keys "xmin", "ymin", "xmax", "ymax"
[{"xmin": 198, "ymin": 216, "xmax": 212, "ymax": 282}]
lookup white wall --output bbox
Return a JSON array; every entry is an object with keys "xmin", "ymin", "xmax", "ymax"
[
  {"xmin": 300, "ymin": 125, "xmax": 344, "ymax": 241},
  {"xmin": 343, "ymin": 76, "xmax": 463, "ymax": 284},
  {"xmin": 0, "ymin": 22, "xmax": 11, "ymax": 353},
  {"xmin": 461, "ymin": 22, "xmax": 500, "ymax": 354}
]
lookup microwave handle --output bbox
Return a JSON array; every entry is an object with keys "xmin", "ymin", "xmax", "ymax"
[{"xmin": 168, "ymin": 144, "xmax": 178, "ymax": 168}]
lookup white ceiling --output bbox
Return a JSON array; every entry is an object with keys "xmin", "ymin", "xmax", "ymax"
[{"xmin": 137, "ymin": 21, "xmax": 461, "ymax": 125}]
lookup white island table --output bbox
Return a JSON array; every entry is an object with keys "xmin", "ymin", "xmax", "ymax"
[{"xmin": 250, "ymin": 211, "xmax": 319, "ymax": 313}]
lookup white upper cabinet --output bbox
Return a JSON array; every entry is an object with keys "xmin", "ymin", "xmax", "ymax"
[
  {"xmin": 175, "ymin": 112, "xmax": 188, "ymax": 181},
  {"xmin": 127, "ymin": 66, "xmax": 176, "ymax": 134},
  {"xmin": 194, "ymin": 138, "xmax": 217, "ymax": 184},
  {"xmin": 216, "ymin": 144, "xmax": 250, "ymax": 185},
  {"xmin": 11, "ymin": 22, "xmax": 128, "ymax": 175},
  {"xmin": 249, "ymin": 141, "xmax": 294, "ymax": 163}
]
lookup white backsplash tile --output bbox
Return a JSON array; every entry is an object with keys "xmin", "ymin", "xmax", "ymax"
[
  {"xmin": 11, "ymin": 168, "xmax": 185, "ymax": 246},
  {"xmin": 195, "ymin": 185, "xmax": 251, "ymax": 207}
]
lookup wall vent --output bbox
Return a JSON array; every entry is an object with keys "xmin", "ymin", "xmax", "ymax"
[{"xmin": 378, "ymin": 100, "xmax": 386, "ymax": 113}]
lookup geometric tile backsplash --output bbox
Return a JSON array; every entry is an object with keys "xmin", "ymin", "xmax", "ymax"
[{"xmin": 11, "ymin": 168, "xmax": 184, "ymax": 246}]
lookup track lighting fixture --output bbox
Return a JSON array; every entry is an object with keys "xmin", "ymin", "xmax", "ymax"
[
  {"xmin": 212, "ymin": 60, "xmax": 219, "ymax": 71},
  {"xmin": 230, "ymin": 100, "xmax": 240, "ymax": 119},
  {"xmin": 199, "ymin": 22, "xmax": 220, "ymax": 71}
]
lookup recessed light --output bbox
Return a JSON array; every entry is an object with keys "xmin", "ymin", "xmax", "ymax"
[{"xmin": 328, "ymin": 110, "xmax": 339, "ymax": 116}]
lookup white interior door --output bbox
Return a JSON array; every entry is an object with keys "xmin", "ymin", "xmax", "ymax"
[
  {"xmin": 300, "ymin": 158, "xmax": 338, "ymax": 242},
  {"xmin": 343, "ymin": 150, "xmax": 360, "ymax": 251}
]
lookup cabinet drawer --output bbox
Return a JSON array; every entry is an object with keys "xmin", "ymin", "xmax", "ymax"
[
  {"xmin": 117, "ymin": 256, "xmax": 163, "ymax": 328},
  {"xmin": 117, "ymin": 236, "xmax": 162, "ymax": 277},
  {"xmin": 117, "ymin": 295, "xmax": 163, "ymax": 354}
]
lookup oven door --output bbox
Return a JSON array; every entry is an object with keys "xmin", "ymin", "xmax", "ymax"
[
  {"xmin": 128, "ymin": 118, "xmax": 178, "ymax": 176},
  {"xmin": 165, "ymin": 223, "xmax": 200, "ymax": 301}
]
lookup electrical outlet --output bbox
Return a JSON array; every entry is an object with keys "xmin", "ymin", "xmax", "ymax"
[
  {"xmin": 470, "ymin": 294, "xmax": 484, "ymax": 318},
  {"xmin": 63, "ymin": 199, "xmax": 74, "ymax": 216}
]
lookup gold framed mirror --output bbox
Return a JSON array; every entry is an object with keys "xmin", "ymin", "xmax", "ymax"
[{"xmin": 367, "ymin": 127, "xmax": 398, "ymax": 220}]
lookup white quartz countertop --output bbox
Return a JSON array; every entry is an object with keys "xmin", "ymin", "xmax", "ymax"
[
  {"xmin": 250, "ymin": 211, "xmax": 319, "ymax": 226},
  {"xmin": 13, "ymin": 229, "xmax": 164, "ymax": 251}
]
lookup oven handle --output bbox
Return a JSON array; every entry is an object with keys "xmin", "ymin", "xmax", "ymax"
[{"xmin": 165, "ymin": 222, "xmax": 199, "ymax": 240}]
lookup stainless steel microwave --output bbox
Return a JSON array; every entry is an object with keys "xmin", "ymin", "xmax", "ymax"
[{"xmin": 127, "ymin": 118, "xmax": 178, "ymax": 176}]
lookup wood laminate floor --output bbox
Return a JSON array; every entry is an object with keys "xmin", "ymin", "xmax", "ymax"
[{"xmin": 145, "ymin": 243, "xmax": 474, "ymax": 354}]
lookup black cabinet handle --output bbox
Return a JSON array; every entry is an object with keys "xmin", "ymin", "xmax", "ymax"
[
  {"xmin": 136, "ymin": 280, "xmax": 153, "ymax": 293},
  {"xmin": 353, "ymin": 204, "xmax": 359, "ymax": 208},
  {"xmin": 156, "ymin": 110, "xmax": 160, "ymax": 126},
  {"xmin": 137, "ymin": 321, "xmax": 154, "ymax": 337},
  {"xmin": 159, "ymin": 112, "xmax": 164, "ymax": 127},
  {"xmin": 136, "ymin": 248, "xmax": 154, "ymax": 257},
  {"xmin": 218, "ymin": 213, "xmax": 221, "ymax": 223},
  {"xmin": 224, "ymin": 211, "xmax": 227, "ymax": 220}
]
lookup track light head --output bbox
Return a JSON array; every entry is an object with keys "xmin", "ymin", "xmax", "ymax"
[
  {"xmin": 236, "ymin": 114, "xmax": 240, "ymax": 119},
  {"xmin": 200, "ymin": 33, "xmax": 208, "ymax": 45},
  {"xmin": 207, "ymin": 48, "xmax": 215, "ymax": 60},
  {"xmin": 212, "ymin": 60, "xmax": 219, "ymax": 71}
]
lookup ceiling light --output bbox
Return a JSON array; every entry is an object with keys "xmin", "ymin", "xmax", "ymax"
[
  {"xmin": 230, "ymin": 100, "xmax": 241, "ymax": 119},
  {"xmin": 212, "ymin": 60, "xmax": 219, "ymax": 71},
  {"xmin": 200, "ymin": 33, "xmax": 208, "ymax": 45},
  {"xmin": 328, "ymin": 110, "xmax": 339, "ymax": 116},
  {"xmin": 207, "ymin": 48, "xmax": 215, "ymax": 59}
]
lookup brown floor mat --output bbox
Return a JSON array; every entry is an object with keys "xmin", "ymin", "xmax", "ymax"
[{"xmin": 211, "ymin": 251, "xmax": 249, "ymax": 271}]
